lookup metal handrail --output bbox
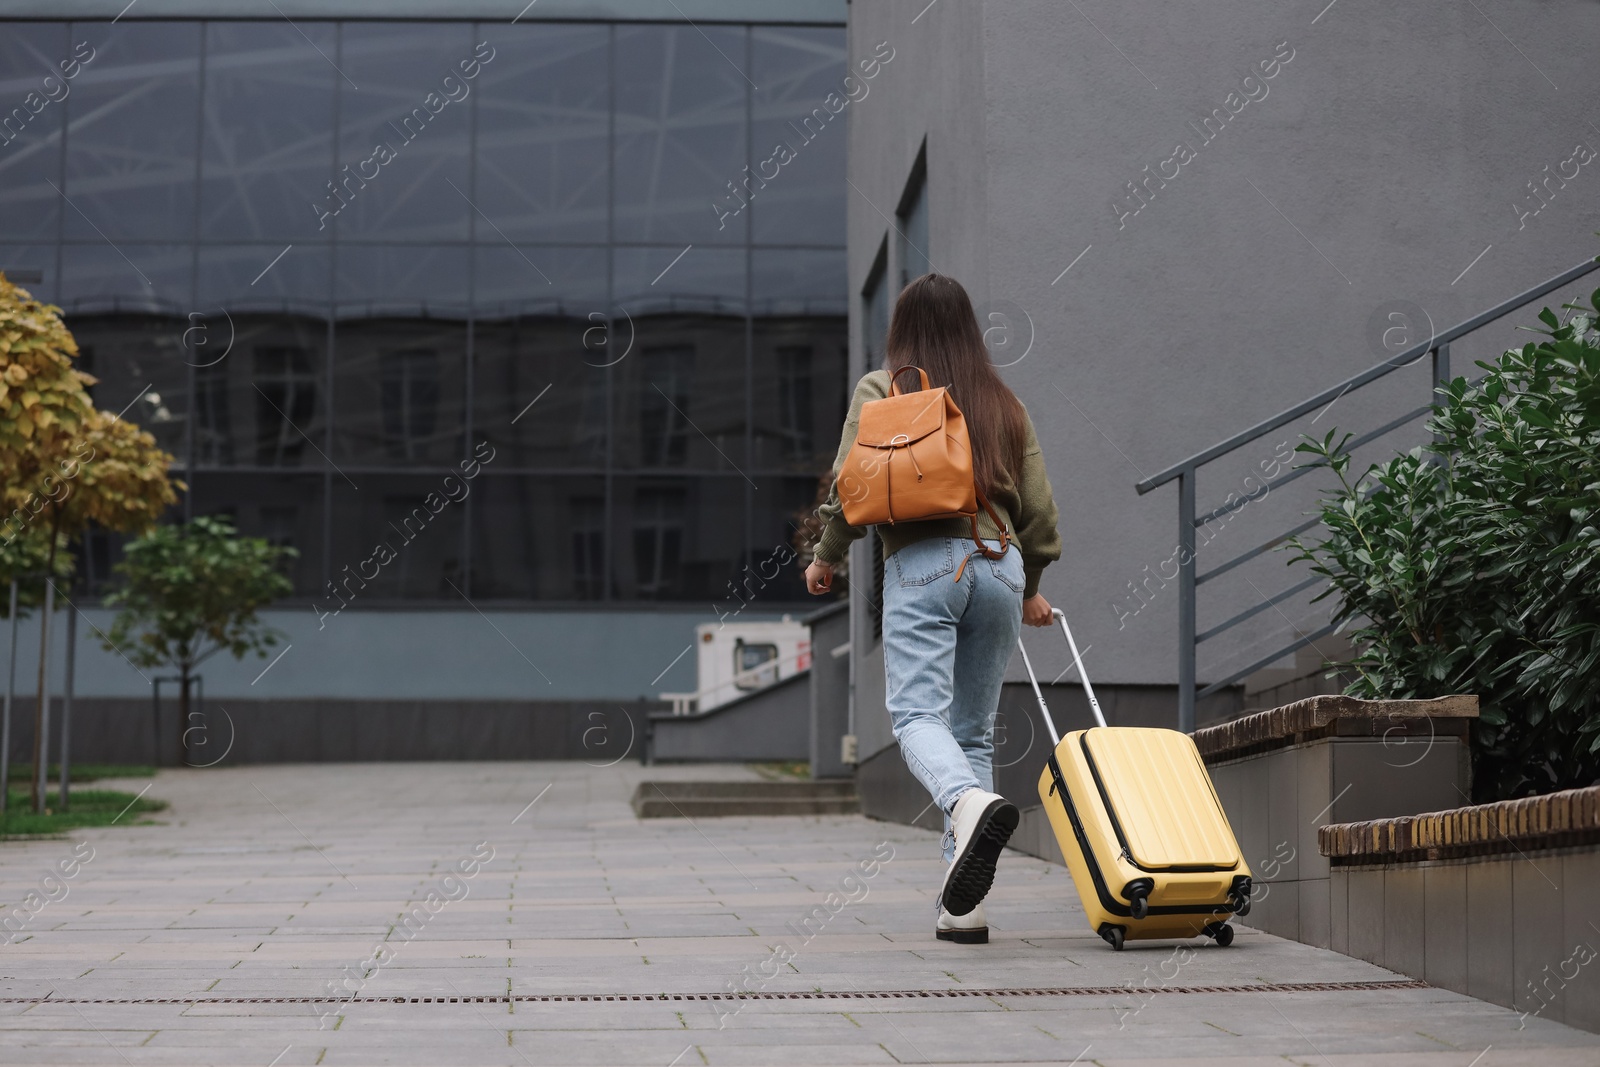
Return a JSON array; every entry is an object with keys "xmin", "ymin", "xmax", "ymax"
[
  {"xmin": 1137, "ymin": 257, "xmax": 1600, "ymax": 732},
  {"xmin": 1136, "ymin": 258, "xmax": 1600, "ymax": 494}
]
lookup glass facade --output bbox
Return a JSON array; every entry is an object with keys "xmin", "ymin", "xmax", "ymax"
[{"xmin": 0, "ymin": 18, "xmax": 847, "ymax": 604}]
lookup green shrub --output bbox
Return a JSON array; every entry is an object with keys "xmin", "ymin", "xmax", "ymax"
[{"xmin": 1292, "ymin": 288, "xmax": 1600, "ymax": 801}]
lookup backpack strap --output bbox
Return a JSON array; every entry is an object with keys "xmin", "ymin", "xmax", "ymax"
[
  {"xmin": 951, "ymin": 489, "xmax": 1012, "ymax": 583},
  {"xmin": 887, "ymin": 365, "xmax": 931, "ymax": 395}
]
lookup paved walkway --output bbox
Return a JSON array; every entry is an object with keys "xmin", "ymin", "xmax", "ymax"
[{"xmin": 1, "ymin": 762, "xmax": 1597, "ymax": 1066}]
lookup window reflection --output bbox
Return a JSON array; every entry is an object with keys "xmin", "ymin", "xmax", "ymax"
[
  {"xmin": 752, "ymin": 248, "xmax": 846, "ymax": 473},
  {"xmin": 751, "ymin": 27, "xmax": 847, "ymax": 246},
  {"xmin": 329, "ymin": 476, "xmax": 464, "ymax": 600},
  {"xmin": 334, "ymin": 22, "xmax": 473, "ymax": 240},
  {"xmin": 613, "ymin": 475, "xmax": 744, "ymax": 601},
  {"xmin": 0, "ymin": 24, "xmax": 69, "ymax": 242},
  {"xmin": 475, "ymin": 24, "xmax": 609, "ymax": 243},
  {"xmin": 471, "ymin": 245, "xmax": 607, "ymax": 469},
  {"xmin": 638, "ymin": 345, "xmax": 693, "ymax": 467},
  {"xmin": 29, "ymin": 17, "xmax": 847, "ymax": 605},
  {"xmin": 470, "ymin": 476, "xmax": 607, "ymax": 601},
  {"xmin": 254, "ymin": 346, "xmax": 318, "ymax": 466},
  {"xmin": 62, "ymin": 23, "xmax": 201, "ymax": 241},
  {"xmin": 335, "ymin": 245, "xmax": 466, "ymax": 466},
  {"xmin": 614, "ymin": 24, "xmax": 748, "ymax": 244},
  {"xmin": 190, "ymin": 473, "xmax": 324, "ymax": 596},
  {"xmin": 200, "ymin": 22, "xmax": 337, "ymax": 241}
]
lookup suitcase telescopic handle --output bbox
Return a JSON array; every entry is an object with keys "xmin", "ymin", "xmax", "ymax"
[{"xmin": 1017, "ymin": 607, "xmax": 1108, "ymax": 745}]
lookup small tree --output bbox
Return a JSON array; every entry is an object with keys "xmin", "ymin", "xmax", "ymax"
[
  {"xmin": 105, "ymin": 516, "xmax": 296, "ymax": 763},
  {"xmin": 1, "ymin": 273, "xmax": 179, "ymax": 809}
]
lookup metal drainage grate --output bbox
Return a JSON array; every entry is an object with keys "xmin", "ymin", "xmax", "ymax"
[{"xmin": 0, "ymin": 980, "xmax": 1427, "ymax": 1006}]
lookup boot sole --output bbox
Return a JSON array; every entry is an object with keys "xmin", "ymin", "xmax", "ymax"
[
  {"xmin": 940, "ymin": 798, "xmax": 1019, "ymax": 917},
  {"xmin": 936, "ymin": 926, "xmax": 989, "ymax": 944}
]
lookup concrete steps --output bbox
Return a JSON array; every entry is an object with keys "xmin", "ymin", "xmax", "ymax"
[{"xmin": 630, "ymin": 779, "xmax": 859, "ymax": 818}]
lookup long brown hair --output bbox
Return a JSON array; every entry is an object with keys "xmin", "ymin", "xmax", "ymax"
[{"xmin": 883, "ymin": 273, "xmax": 1027, "ymax": 496}]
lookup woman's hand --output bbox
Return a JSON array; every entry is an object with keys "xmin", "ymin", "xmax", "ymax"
[
  {"xmin": 1022, "ymin": 594, "xmax": 1053, "ymax": 627},
  {"xmin": 805, "ymin": 559, "xmax": 835, "ymax": 595}
]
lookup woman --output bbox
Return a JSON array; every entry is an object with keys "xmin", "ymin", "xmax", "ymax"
[{"xmin": 805, "ymin": 272, "xmax": 1061, "ymax": 945}]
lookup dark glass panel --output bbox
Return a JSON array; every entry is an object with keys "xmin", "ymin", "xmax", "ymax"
[
  {"xmin": 750, "ymin": 26, "xmax": 847, "ymax": 246},
  {"xmin": 200, "ymin": 22, "xmax": 337, "ymax": 242},
  {"xmin": 614, "ymin": 24, "xmax": 748, "ymax": 245},
  {"xmin": 189, "ymin": 472, "xmax": 325, "ymax": 597},
  {"xmin": 328, "ymin": 474, "xmax": 466, "ymax": 601},
  {"xmin": 192, "ymin": 245, "xmax": 331, "ymax": 469},
  {"xmin": 67, "ymin": 314, "xmax": 190, "ymax": 464},
  {"xmin": 750, "ymin": 249, "xmax": 846, "ymax": 473},
  {"xmin": 474, "ymin": 23, "xmax": 608, "ymax": 243},
  {"xmin": 611, "ymin": 474, "xmax": 744, "ymax": 601},
  {"xmin": 469, "ymin": 474, "xmax": 605, "ymax": 601},
  {"xmin": 611, "ymin": 246, "xmax": 746, "ymax": 471},
  {"xmin": 0, "ymin": 23, "xmax": 69, "ymax": 241},
  {"xmin": 333, "ymin": 23, "xmax": 473, "ymax": 241},
  {"xmin": 58, "ymin": 241, "xmax": 190, "ymax": 315},
  {"xmin": 472, "ymin": 245, "xmax": 606, "ymax": 469},
  {"xmin": 60, "ymin": 243, "xmax": 193, "ymax": 463},
  {"xmin": 861, "ymin": 244, "xmax": 888, "ymax": 364},
  {"xmin": 0, "ymin": 245, "xmax": 57, "ymax": 304},
  {"xmin": 898, "ymin": 168, "xmax": 929, "ymax": 286},
  {"xmin": 745, "ymin": 474, "xmax": 817, "ymax": 604},
  {"xmin": 62, "ymin": 23, "xmax": 200, "ymax": 241},
  {"xmin": 333, "ymin": 245, "xmax": 466, "ymax": 466}
]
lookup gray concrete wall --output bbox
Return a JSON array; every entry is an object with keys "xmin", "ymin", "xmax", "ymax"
[
  {"xmin": 0, "ymin": 605, "xmax": 795, "ymax": 702},
  {"xmin": 846, "ymin": 0, "xmax": 1600, "ymax": 696},
  {"xmin": 645, "ymin": 670, "xmax": 811, "ymax": 764},
  {"xmin": 807, "ymin": 603, "xmax": 853, "ymax": 778},
  {"xmin": 1, "ymin": 695, "xmax": 656, "ymax": 766},
  {"xmin": 1209, "ymin": 734, "xmax": 1472, "ymax": 947},
  {"xmin": 1335, "ymin": 849, "xmax": 1600, "ymax": 1033}
]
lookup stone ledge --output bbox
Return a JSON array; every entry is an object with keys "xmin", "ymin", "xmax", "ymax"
[
  {"xmin": 1194, "ymin": 693, "xmax": 1478, "ymax": 764},
  {"xmin": 1319, "ymin": 783, "xmax": 1600, "ymax": 865}
]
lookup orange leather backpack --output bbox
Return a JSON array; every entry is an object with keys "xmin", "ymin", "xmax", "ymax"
[{"xmin": 837, "ymin": 365, "xmax": 1010, "ymax": 580}]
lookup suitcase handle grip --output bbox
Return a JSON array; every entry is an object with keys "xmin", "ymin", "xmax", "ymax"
[{"xmin": 1017, "ymin": 607, "xmax": 1108, "ymax": 743}]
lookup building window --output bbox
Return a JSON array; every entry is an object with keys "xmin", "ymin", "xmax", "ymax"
[
  {"xmin": 195, "ymin": 364, "xmax": 233, "ymax": 466},
  {"xmin": 776, "ymin": 345, "xmax": 814, "ymax": 460},
  {"xmin": 632, "ymin": 487, "xmax": 684, "ymax": 598},
  {"xmin": 638, "ymin": 345, "xmax": 693, "ymax": 467},
  {"xmin": 862, "ymin": 241, "xmax": 889, "ymax": 366},
  {"xmin": 571, "ymin": 495, "xmax": 606, "ymax": 600},
  {"xmin": 897, "ymin": 149, "xmax": 929, "ymax": 287},
  {"xmin": 380, "ymin": 349, "xmax": 441, "ymax": 462},
  {"xmin": 259, "ymin": 505, "xmax": 298, "ymax": 550},
  {"xmin": 255, "ymin": 347, "xmax": 317, "ymax": 466}
]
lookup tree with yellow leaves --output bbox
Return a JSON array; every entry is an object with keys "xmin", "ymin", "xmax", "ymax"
[{"xmin": 0, "ymin": 272, "xmax": 179, "ymax": 813}]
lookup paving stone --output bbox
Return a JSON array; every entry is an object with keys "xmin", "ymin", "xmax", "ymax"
[{"xmin": 0, "ymin": 761, "xmax": 1596, "ymax": 1065}]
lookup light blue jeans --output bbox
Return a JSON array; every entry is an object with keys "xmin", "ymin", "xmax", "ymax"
[{"xmin": 881, "ymin": 536, "xmax": 1025, "ymax": 864}]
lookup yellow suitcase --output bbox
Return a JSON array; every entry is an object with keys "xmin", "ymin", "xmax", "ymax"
[{"xmin": 1019, "ymin": 610, "xmax": 1253, "ymax": 951}]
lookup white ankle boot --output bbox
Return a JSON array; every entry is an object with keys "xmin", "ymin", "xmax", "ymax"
[
  {"xmin": 936, "ymin": 901, "xmax": 988, "ymax": 944},
  {"xmin": 939, "ymin": 789, "xmax": 1019, "ymax": 917}
]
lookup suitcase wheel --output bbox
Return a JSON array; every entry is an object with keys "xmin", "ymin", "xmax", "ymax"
[
  {"xmin": 1098, "ymin": 924, "xmax": 1126, "ymax": 951},
  {"xmin": 1123, "ymin": 879, "xmax": 1154, "ymax": 921},
  {"xmin": 1202, "ymin": 921, "xmax": 1235, "ymax": 947}
]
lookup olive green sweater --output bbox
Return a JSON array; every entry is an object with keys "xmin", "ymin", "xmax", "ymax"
[{"xmin": 813, "ymin": 370, "xmax": 1062, "ymax": 598}]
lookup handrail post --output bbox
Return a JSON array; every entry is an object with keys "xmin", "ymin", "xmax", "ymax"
[
  {"xmin": 1178, "ymin": 467, "xmax": 1197, "ymax": 733},
  {"xmin": 1431, "ymin": 342, "xmax": 1451, "ymax": 451}
]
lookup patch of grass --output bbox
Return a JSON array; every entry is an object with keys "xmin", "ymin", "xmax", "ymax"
[
  {"xmin": 749, "ymin": 761, "xmax": 809, "ymax": 781},
  {"xmin": 7, "ymin": 763, "xmax": 157, "ymax": 784},
  {"xmin": 0, "ymin": 788, "xmax": 167, "ymax": 838}
]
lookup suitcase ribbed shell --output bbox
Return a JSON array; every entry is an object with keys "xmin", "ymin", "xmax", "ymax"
[{"xmin": 1081, "ymin": 728, "xmax": 1242, "ymax": 869}]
